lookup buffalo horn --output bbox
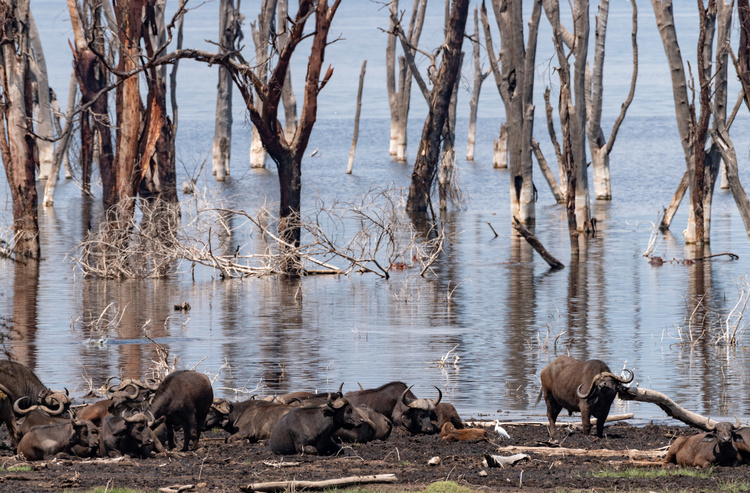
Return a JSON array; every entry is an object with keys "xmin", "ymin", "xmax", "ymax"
[
  {"xmin": 144, "ymin": 378, "xmax": 160, "ymax": 391},
  {"xmin": 576, "ymin": 372, "xmax": 606, "ymax": 399},
  {"xmin": 337, "ymin": 382, "xmax": 344, "ymax": 396},
  {"xmin": 706, "ymin": 417, "xmax": 717, "ymax": 432},
  {"xmin": 13, "ymin": 396, "xmax": 38, "ymax": 415},
  {"xmin": 431, "ymin": 386, "xmax": 442, "ymax": 407},
  {"xmin": 357, "ymin": 382, "xmax": 364, "ymax": 391},
  {"xmin": 400, "ymin": 385, "xmax": 416, "ymax": 408},
  {"xmin": 40, "ymin": 396, "xmax": 65, "ymax": 416}
]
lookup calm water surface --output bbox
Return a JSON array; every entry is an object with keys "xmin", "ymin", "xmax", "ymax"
[{"xmin": 5, "ymin": 1, "xmax": 750, "ymax": 425}]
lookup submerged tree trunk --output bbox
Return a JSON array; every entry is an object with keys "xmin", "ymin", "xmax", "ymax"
[
  {"xmin": 482, "ymin": 0, "xmax": 543, "ymax": 225},
  {"xmin": 0, "ymin": 0, "xmax": 40, "ymax": 258},
  {"xmin": 386, "ymin": 0, "xmax": 427, "ymax": 161},
  {"xmin": 278, "ymin": 0, "xmax": 298, "ymax": 141},
  {"xmin": 249, "ymin": 0, "xmax": 277, "ymax": 169},
  {"xmin": 347, "ymin": 60, "xmax": 366, "ymax": 174},
  {"xmin": 28, "ymin": 11, "xmax": 55, "ymax": 181},
  {"xmin": 493, "ymin": 123, "xmax": 508, "ymax": 169},
  {"xmin": 212, "ymin": 0, "xmax": 238, "ymax": 181},
  {"xmin": 466, "ymin": 7, "xmax": 489, "ymax": 162},
  {"xmin": 405, "ymin": 0, "xmax": 469, "ymax": 212}
]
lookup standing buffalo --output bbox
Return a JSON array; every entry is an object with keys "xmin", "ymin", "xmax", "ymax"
[
  {"xmin": 664, "ymin": 421, "xmax": 744, "ymax": 468},
  {"xmin": 538, "ymin": 356, "xmax": 633, "ymax": 437},
  {"xmin": 146, "ymin": 370, "xmax": 213, "ymax": 451},
  {"xmin": 17, "ymin": 419, "xmax": 98, "ymax": 461},
  {"xmin": 392, "ymin": 386, "xmax": 442, "ymax": 434},
  {"xmin": 269, "ymin": 396, "xmax": 365, "ymax": 455}
]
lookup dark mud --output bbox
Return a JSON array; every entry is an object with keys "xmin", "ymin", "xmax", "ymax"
[{"xmin": 0, "ymin": 421, "xmax": 748, "ymax": 492}]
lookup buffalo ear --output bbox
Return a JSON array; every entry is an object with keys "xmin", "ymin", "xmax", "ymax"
[
  {"xmin": 322, "ymin": 405, "xmax": 335, "ymax": 417},
  {"xmin": 702, "ymin": 433, "xmax": 716, "ymax": 443},
  {"xmin": 110, "ymin": 418, "xmax": 129, "ymax": 437},
  {"xmin": 734, "ymin": 433, "xmax": 745, "ymax": 443}
]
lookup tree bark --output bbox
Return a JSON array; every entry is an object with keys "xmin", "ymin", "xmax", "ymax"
[
  {"xmin": 43, "ymin": 71, "xmax": 77, "ymax": 207},
  {"xmin": 278, "ymin": 0, "xmax": 298, "ymax": 141},
  {"xmin": 482, "ymin": 0, "xmax": 542, "ymax": 225},
  {"xmin": 493, "ymin": 123, "xmax": 508, "ymax": 169},
  {"xmin": 347, "ymin": 60, "xmax": 367, "ymax": 174},
  {"xmin": 0, "ymin": 0, "xmax": 40, "ymax": 259},
  {"xmin": 466, "ymin": 7, "xmax": 489, "ymax": 162},
  {"xmin": 405, "ymin": 0, "xmax": 469, "ymax": 212},
  {"xmin": 212, "ymin": 0, "xmax": 237, "ymax": 181},
  {"xmin": 27, "ymin": 11, "xmax": 55, "ymax": 181},
  {"xmin": 249, "ymin": 0, "xmax": 277, "ymax": 169}
]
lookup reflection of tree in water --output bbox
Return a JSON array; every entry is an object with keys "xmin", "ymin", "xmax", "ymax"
[{"xmin": 10, "ymin": 262, "xmax": 39, "ymax": 367}]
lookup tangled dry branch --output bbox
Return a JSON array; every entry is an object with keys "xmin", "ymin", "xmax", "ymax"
[{"xmin": 70, "ymin": 188, "xmax": 448, "ymax": 279}]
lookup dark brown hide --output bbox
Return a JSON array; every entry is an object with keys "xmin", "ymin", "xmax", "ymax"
[
  {"xmin": 664, "ymin": 422, "xmax": 742, "ymax": 468},
  {"xmin": 17, "ymin": 419, "xmax": 97, "ymax": 461}
]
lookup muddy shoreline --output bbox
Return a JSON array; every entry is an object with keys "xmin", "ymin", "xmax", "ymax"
[{"xmin": 1, "ymin": 421, "xmax": 749, "ymax": 492}]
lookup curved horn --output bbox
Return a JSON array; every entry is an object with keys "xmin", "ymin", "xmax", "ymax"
[
  {"xmin": 576, "ymin": 372, "xmax": 606, "ymax": 399},
  {"xmin": 706, "ymin": 417, "xmax": 717, "ymax": 432},
  {"xmin": 337, "ymin": 382, "xmax": 344, "ymax": 396},
  {"xmin": 120, "ymin": 383, "xmax": 140, "ymax": 400},
  {"xmin": 735, "ymin": 417, "xmax": 742, "ymax": 430},
  {"xmin": 614, "ymin": 369, "xmax": 634, "ymax": 384},
  {"xmin": 357, "ymin": 382, "xmax": 364, "ymax": 391},
  {"xmin": 13, "ymin": 396, "xmax": 37, "ymax": 415},
  {"xmin": 144, "ymin": 378, "xmax": 160, "ymax": 391},
  {"xmin": 39, "ymin": 396, "xmax": 65, "ymax": 416},
  {"xmin": 146, "ymin": 410, "xmax": 155, "ymax": 427},
  {"xmin": 123, "ymin": 412, "xmax": 149, "ymax": 423},
  {"xmin": 432, "ymin": 386, "xmax": 442, "ymax": 407},
  {"xmin": 400, "ymin": 385, "xmax": 416, "ymax": 408}
]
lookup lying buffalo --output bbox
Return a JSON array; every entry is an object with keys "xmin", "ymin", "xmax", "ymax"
[
  {"xmin": 17, "ymin": 419, "xmax": 98, "ymax": 460},
  {"xmin": 333, "ymin": 404, "xmax": 391, "ymax": 443},
  {"xmin": 664, "ymin": 421, "xmax": 744, "ymax": 468},
  {"xmin": 146, "ymin": 370, "xmax": 213, "ymax": 451},
  {"xmin": 100, "ymin": 412, "xmax": 165, "ymax": 458},
  {"xmin": 344, "ymin": 381, "xmax": 416, "ymax": 420},
  {"xmin": 269, "ymin": 396, "xmax": 365, "ymax": 455},
  {"xmin": 538, "ymin": 356, "xmax": 633, "ymax": 437},
  {"xmin": 205, "ymin": 398, "xmax": 294, "ymax": 443},
  {"xmin": 392, "ymin": 386, "xmax": 441, "ymax": 434},
  {"xmin": 434, "ymin": 402, "xmax": 463, "ymax": 431}
]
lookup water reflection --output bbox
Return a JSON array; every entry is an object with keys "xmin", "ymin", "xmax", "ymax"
[{"xmin": 11, "ymin": 262, "xmax": 39, "ymax": 368}]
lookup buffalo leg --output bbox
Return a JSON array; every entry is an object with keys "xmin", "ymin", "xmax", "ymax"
[
  {"xmin": 580, "ymin": 407, "xmax": 592, "ymax": 435},
  {"xmin": 544, "ymin": 394, "xmax": 562, "ymax": 435},
  {"xmin": 181, "ymin": 420, "xmax": 193, "ymax": 451}
]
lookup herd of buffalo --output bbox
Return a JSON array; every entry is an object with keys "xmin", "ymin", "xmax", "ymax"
[{"xmin": 0, "ymin": 356, "xmax": 747, "ymax": 468}]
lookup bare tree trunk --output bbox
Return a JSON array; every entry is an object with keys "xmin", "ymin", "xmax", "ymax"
[
  {"xmin": 0, "ymin": 0, "xmax": 40, "ymax": 258},
  {"xmin": 492, "ymin": 123, "xmax": 507, "ymax": 168},
  {"xmin": 250, "ymin": 0, "xmax": 277, "ymax": 169},
  {"xmin": 587, "ymin": 0, "xmax": 637, "ymax": 200},
  {"xmin": 278, "ymin": 0, "xmax": 298, "ymax": 141},
  {"xmin": 543, "ymin": 87, "xmax": 565, "ymax": 195},
  {"xmin": 43, "ymin": 72, "xmax": 77, "ymax": 206},
  {"xmin": 386, "ymin": 0, "xmax": 427, "ymax": 161},
  {"xmin": 212, "ymin": 0, "xmax": 237, "ymax": 180},
  {"xmin": 28, "ymin": 11, "xmax": 55, "ymax": 181},
  {"xmin": 169, "ymin": 1, "xmax": 184, "ymax": 184},
  {"xmin": 466, "ymin": 7, "xmax": 489, "ymax": 162},
  {"xmin": 532, "ymin": 138, "xmax": 563, "ymax": 203},
  {"xmin": 406, "ymin": 0, "xmax": 469, "ymax": 212},
  {"xmin": 347, "ymin": 60, "xmax": 366, "ymax": 174},
  {"xmin": 438, "ymin": 53, "xmax": 463, "ymax": 211},
  {"xmin": 482, "ymin": 0, "xmax": 542, "ymax": 225}
]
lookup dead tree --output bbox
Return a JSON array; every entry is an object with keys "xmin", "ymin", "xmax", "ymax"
[
  {"xmin": 212, "ymin": 0, "xmax": 241, "ymax": 181},
  {"xmin": 0, "ymin": 0, "xmax": 41, "ymax": 259},
  {"xmin": 587, "ymin": 0, "xmax": 638, "ymax": 200},
  {"xmin": 347, "ymin": 60, "xmax": 367, "ymax": 175},
  {"xmin": 481, "ymin": 0, "xmax": 543, "ymax": 225},
  {"xmin": 386, "ymin": 0, "xmax": 427, "ymax": 161},
  {"xmin": 545, "ymin": 0, "xmax": 591, "ymax": 236},
  {"xmin": 653, "ymin": 0, "xmax": 745, "ymax": 246},
  {"xmin": 402, "ymin": 0, "xmax": 470, "ymax": 212},
  {"xmin": 466, "ymin": 7, "xmax": 490, "ymax": 162},
  {"xmin": 278, "ymin": 0, "xmax": 297, "ymax": 141},
  {"xmin": 27, "ymin": 11, "xmax": 55, "ymax": 181},
  {"xmin": 249, "ymin": 0, "xmax": 277, "ymax": 169}
]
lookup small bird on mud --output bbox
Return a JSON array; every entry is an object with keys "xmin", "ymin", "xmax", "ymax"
[{"xmin": 494, "ymin": 420, "xmax": 511, "ymax": 440}]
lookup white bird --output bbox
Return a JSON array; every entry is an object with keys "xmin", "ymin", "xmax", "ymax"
[{"xmin": 494, "ymin": 420, "xmax": 510, "ymax": 440}]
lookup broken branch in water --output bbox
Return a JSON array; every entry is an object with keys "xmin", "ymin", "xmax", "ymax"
[{"xmin": 512, "ymin": 216, "xmax": 564, "ymax": 270}]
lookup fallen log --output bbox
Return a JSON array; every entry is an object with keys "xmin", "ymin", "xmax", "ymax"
[
  {"xmin": 512, "ymin": 216, "xmax": 564, "ymax": 270},
  {"xmin": 495, "ymin": 445, "xmax": 665, "ymax": 461},
  {"xmin": 617, "ymin": 386, "xmax": 720, "ymax": 430},
  {"xmin": 242, "ymin": 474, "xmax": 398, "ymax": 492},
  {"xmin": 484, "ymin": 453, "xmax": 530, "ymax": 467},
  {"xmin": 465, "ymin": 413, "xmax": 634, "ymax": 428}
]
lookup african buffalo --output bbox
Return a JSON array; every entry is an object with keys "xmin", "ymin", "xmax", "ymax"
[
  {"xmin": 269, "ymin": 396, "xmax": 365, "ymax": 455},
  {"xmin": 17, "ymin": 419, "xmax": 98, "ymax": 461},
  {"xmin": 440, "ymin": 422, "xmax": 487, "ymax": 442},
  {"xmin": 333, "ymin": 404, "xmax": 391, "ymax": 443},
  {"xmin": 146, "ymin": 370, "xmax": 213, "ymax": 451},
  {"xmin": 100, "ymin": 412, "xmax": 165, "ymax": 458},
  {"xmin": 343, "ymin": 381, "xmax": 417, "ymax": 419},
  {"xmin": 664, "ymin": 421, "xmax": 743, "ymax": 468},
  {"xmin": 15, "ymin": 408, "xmax": 72, "ymax": 439},
  {"xmin": 392, "ymin": 386, "xmax": 442, "ymax": 434},
  {"xmin": 434, "ymin": 402, "xmax": 463, "ymax": 431},
  {"xmin": 205, "ymin": 398, "xmax": 294, "ymax": 442},
  {"xmin": 538, "ymin": 356, "xmax": 633, "ymax": 437}
]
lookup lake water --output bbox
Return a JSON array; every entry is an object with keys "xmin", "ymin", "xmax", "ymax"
[{"xmin": 6, "ymin": 0, "xmax": 750, "ymax": 425}]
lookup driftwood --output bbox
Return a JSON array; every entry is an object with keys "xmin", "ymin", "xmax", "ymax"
[
  {"xmin": 617, "ymin": 386, "xmax": 720, "ymax": 431},
  {"xmin": 466, "ymin": 413, "xmax": 634, "ymax": 428},
  {"xmin": 243, "ymin": 474, "xmax": 398, "ymax": 492},
  {"xmin": 262, "ymin": 461, "xmax": 301, "ymax": 468},
  {"xmin": 495, "ymin": 445, "xmax": 665, "ymax": 461},
  {"xmin": 512, "ymin": 217, "xmax": 565, "ymax": 270},
  {"xmin": 484, "ymin": 453, "xmax": 529, "ymax": 467}
]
